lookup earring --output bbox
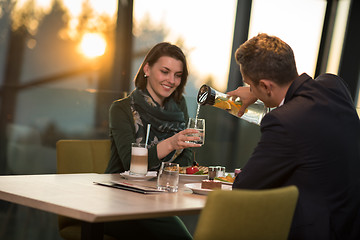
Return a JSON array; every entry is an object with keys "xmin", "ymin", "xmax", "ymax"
[{"xmin": 144, "ymin": 74, "xmax": 147, "ymax": 78}]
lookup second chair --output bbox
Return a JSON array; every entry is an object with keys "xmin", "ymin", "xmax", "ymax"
[{"xmin": 193, "ymin": 185, "xmax": 299, "ymax": 240}]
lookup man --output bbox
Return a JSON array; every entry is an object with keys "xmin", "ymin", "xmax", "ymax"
[{"xmin": 228, "ymin": 33, "xmax": 360, "ymax": 239}]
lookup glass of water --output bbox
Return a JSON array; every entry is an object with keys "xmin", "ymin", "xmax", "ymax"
[
  {"xmin": 157, "ymin": 162, "xmax": 180, "ymax": 192},
  {"xmin": 186, "ymin": 118, "xmax": 205, "ymax": 145}
]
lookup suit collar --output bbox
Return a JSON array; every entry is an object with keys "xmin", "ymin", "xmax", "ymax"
[{"xmin": 284, "ymin": 73, "xmax": 312, "ymax": 104}]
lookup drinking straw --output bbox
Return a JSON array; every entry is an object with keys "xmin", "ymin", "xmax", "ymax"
[{"xmin": 145, "ymin": 124, "xmax": 151, "ymax": 148}]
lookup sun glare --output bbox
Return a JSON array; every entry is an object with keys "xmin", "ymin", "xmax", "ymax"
[{"xmin": 79, "ymin": 33, "xmax": 107, "ymax": 58}]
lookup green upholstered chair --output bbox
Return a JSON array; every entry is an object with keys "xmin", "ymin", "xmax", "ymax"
[
  {"xmin": 56, "ymin": 139, "xmax": 116, "ymax": 240},
  {"xmin": 193, "ymin": 185, "xmax": 299, "ymax": 240},
  {"xmin": 57, "ymin": 139, "xmax": 111, "ymax": 174}
]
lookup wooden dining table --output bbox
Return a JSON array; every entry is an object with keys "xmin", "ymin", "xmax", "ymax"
[{"xmin": 0, "ymin": 173, "xmax": 208, "ymax": 240}]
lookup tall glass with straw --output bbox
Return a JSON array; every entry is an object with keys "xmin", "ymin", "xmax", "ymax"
[{"xmin": 129, "ymin": 124, "xmax": 151, "ymax": 176}]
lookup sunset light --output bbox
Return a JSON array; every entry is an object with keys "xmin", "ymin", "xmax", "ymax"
[{"xmin": 79, "ymin": 33, "xmax": 107, "ymax": 58}]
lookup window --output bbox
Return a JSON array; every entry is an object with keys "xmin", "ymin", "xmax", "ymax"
[{"xmin": 248, "ymin": 0, "xmax": 327, "ymax": 77}]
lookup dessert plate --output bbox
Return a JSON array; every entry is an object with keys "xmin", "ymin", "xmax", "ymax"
[{"xmin": 184, "ymin": 182, "xmax": 232, "ymax": 195}]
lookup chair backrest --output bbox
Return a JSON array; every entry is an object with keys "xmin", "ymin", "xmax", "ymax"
[
  {"xmin": 56, "ymin": 139, "xmax": 113, "ymax": 239},
  {"xmin": 193, "ymin": 185, "xmax": 299, "ymax": 240},
  {"xmin": 56, "ymin": 139, "xmax": 111, "ymax": 174}
]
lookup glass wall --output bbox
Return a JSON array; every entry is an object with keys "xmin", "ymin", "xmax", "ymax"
[
  {"xmin": 0, "ymin": 0, "xmax": 238, "ymax": 238},
  {"xmin": 0, "ymin": 1, "xmax": 119, "ymax": 238},
  {"xmin": 1, "ymin": 0, "xmax": 118, "ymax": 175}
]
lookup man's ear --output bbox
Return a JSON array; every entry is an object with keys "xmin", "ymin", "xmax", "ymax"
[{"xmin": 259, "ymin": 79, "xmax": 273, "ymax": 96}]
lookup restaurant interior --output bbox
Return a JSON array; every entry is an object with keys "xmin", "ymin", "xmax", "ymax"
[{"xmin": 0, "ymin": 0, "xmax": 359, "ymax": 239}]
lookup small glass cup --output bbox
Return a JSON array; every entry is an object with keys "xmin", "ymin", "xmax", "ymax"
[
  {"xmin": 208, "ymin": 166, "xmax": 217, "ymax": 180},
  {"xmin": 157, "ymin": 162, "xmax": 179, "ymax": 192},
  {"xmin": 129, "ymin": 143, "xmax": 148, "ymax": 176},
  {"xmin": 186, "ymin": 118, "xmax": 205, "ymax": 145},
  {"xmin": 216, "ymin": 166, "xmax": 226, "ymax": 177}
]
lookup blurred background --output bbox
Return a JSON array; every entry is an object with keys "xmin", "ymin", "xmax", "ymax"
[{"xmin": 0, "ymin": 0, "xmax": 359, "ymax": 239}]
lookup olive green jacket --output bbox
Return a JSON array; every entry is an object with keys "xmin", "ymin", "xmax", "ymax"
[{"xmin": 105, "ymin": 96, "xmax": 193, "ymax": 173}]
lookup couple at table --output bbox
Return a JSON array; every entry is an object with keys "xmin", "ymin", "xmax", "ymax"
[{"xmin": 106, "ymin": 35, "xmax": 360, "ymax": 239}]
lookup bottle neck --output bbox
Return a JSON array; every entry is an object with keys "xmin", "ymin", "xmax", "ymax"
[{"xmin": 197, "ymin": 85, "xmax": 216, "ymax": 105}]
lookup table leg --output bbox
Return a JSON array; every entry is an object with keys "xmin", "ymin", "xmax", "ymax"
[{"xmin": 81, "ymin": 221, "xmax": 104, "ymax": 240}]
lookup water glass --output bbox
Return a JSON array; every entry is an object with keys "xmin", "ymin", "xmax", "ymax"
[
  {"xmin": 129, "ymin": 143, "xmax": 148, "ymax": 176},
  {"xmin": 157, "ymin": 162, "xmax": 179, "ymax": 192},
  {"xmin": 186, "ymin": 118, "xmax": 205, "ymax": 145}
]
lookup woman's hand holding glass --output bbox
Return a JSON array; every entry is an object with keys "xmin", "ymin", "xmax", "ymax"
[
  {"xmin": 170, "ymin": 128, "xmax": 203, "ymax": 149},
  {"xmin": 156, "ymin": 128, "xmax": 202, "ymax": 160}
]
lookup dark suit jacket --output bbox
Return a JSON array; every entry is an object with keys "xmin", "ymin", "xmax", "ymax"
[{"xmin": 233, "ymin": 73, "xmax": 360, "ymax": 240}]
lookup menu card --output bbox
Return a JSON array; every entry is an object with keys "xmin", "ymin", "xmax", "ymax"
[{"xmin": 94, "ymin": 181, "xmax": 165, "ymax": 194}]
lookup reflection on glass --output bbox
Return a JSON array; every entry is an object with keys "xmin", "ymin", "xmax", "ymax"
[{"xmin": 326, "ymin": 0, "xmax": 351, "ymax": 75}]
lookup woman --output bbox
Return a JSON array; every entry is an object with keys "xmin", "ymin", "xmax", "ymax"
[
  {"xmin": 106, "ymin": 42, "xmax": 201, "ymax": 174},
  {"xmin": 104, "ymin": 42, "xmax": 200, "ymax": 239}
]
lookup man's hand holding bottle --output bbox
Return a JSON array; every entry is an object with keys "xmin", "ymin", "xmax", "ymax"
[{"xmin": 227, "ymin": 87, "xmax": 258, "ymax": 117}]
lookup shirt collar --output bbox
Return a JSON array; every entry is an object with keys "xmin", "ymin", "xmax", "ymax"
[{"xmin": 278, "ymin": 98, "xmax": 285, "ymax": 107}]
